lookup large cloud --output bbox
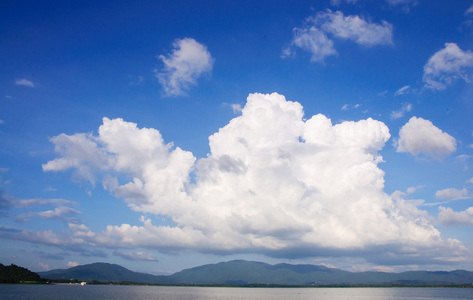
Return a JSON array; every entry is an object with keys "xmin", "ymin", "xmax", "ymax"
[
  {"xmin": 43, "ymin": 93, "xmax": 468, "ymax": 265},
  {"xmin": 423, "ymin": 43, "xmax": 473, "ymax": 90},
  {"xmin": 396, "ymin": 117, "xmax": 456, "ymax": 160},
  {"xmin": 284, "ymin": 10, "xmax": 393, "ymax": 63},
  {"xmin": 156, "ymin": 38, "xmax": 214, "ymax": 96}
]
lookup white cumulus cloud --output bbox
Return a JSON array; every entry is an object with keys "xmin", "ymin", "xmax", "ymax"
[
  {"xmin": 396, "ymin": 117, "xmax": 456, "ymax": 159},
  {"xmin": 284, "ymin": 10, "xmax": 393, "ymax": 63},
  {"xmin": 45, "ymin": 93, "xmax": 468, "ymax": 265},
  {"xmin": 438, "ymin": 206, "xmax": 473, "ymax": 227},
  {"xmin": 435, "ymin": 188, "xmax": 470, "ymax": 200},
  {"xmin": 423, "ymin": 43, "xmax": 473, "ymax": 90},
  {"xmin": 156, "ymin": 38, "xmax": 214, "ymax": 96}
]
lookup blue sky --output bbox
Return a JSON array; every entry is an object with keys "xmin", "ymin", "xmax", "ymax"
[{"xmin": 1, "ymin": 0, "xmax": 473, "ymax": 275}]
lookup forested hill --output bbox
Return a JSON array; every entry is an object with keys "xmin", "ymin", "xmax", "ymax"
[
  {"xmin": 0, "ymin": 263, "xmax": 42, "ymax": 283},
  {"xmin": 37, "ymin": 262, "xmax": 171, "ymax": 283},
  {"xmin": 37, "ymin": 260, "xmax": 473, "ymax": 286}
]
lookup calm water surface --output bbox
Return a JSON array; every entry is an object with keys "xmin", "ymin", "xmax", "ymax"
[{"xmin": 1, "ymin": 285, "xmax": 473, "ymax": 300}]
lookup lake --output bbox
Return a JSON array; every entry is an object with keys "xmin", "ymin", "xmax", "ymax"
[{"xmin": 1, "ymin": 285, "xmax": 473, "ymax": 299}]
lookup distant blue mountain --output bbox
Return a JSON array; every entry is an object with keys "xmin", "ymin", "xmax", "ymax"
[{"xmin": 37, "ymin": 260, "xmax": 473, "ymax": 286}]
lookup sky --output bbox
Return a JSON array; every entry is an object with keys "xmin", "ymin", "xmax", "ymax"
[{"xmin": 1, "ymin": 0, "xmax": 473, "ymax": 275}]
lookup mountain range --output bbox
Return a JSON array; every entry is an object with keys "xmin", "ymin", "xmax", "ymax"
[{"xmin": 38, "ymin": 260, "xmax": 473, "ymax": 286}]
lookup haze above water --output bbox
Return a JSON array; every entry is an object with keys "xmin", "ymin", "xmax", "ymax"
[{"xmin": 1, "ymin": 285, "xmax": 473, "ymax": 300}]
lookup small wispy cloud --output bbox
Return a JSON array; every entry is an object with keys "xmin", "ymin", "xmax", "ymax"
[
  {"xmin": 423, "ymin": 43, "xmax": 473, "ymax": 90},
  {"xmin": 394, "ymin": 85, "xmax": 411, "ymax": 96},
  {"xmin": 15, "ymin": 78, "xmax": 35, "ymax": 87},
  {"xmin": 284, "ymin": 10, "xmax": 393, "ymax": 63},
  {"xmin": 15, "ymin": 206, "xmax": 81, "ymax": 223},
  {"xmin": 332, "ymin": 0, "xmax": 417, "ymax": 13},
  {"xmin": 390, "ymin": 185, "xmax": 425, "ymax": 206},
  {"xmin": 114, "ymin": 250, "xmax": 158, "ymax": 261},
  {"xmin": 156, "ymin": 38, "xmax": 214, "ymax": 97},
  {"xmin": 406, "ymin": 185, "xmax": 425, "ymax": 194},
  {"xmin": 391, "ymin": 102, "xmax": 412, "ymax": 119},
  {"xmin": 456, "ymin": 154, "xmax": 472, "ymax": 162},
  {"xmin": 44, "ymin": 186, "xmax": 58, "ymax": 192},
  {"xmin": 38, "ymin": 262, "xmax": 50, "ymax": 271},
  {"xmin": 282, "ymin": 26, "xmax": 337, "ymax": 63},
  {"xmin": 341, "ymin": 103, "xmax": 361, "ymax": 111},
  {"xmin": 67, "ymin": 261, "xmax": 80, "ymax": 267},
  {"xmin": 231, "ymin": 104, "xmax": 242, "ymax": 114},
  {"xmin": 128, "ymin": 75, "xmax": 144, "ymax": 86},
  {"xmin": 466, "ymin": 4, "xmax": 473, "ymax": 15},
  {"xmin": 14, "ymin": 198, "xmax": 77, "ymax": 208}
]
